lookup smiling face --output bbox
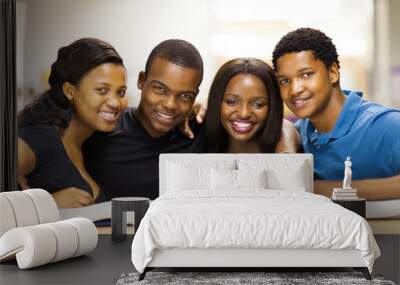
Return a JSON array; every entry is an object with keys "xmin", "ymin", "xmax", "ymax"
[
  {"xmin": 220, "ymin": 73, "xmax": 269, "ymax": 143},
  {"xmin": 136, "ymin": 57, "xmax": 202, "ymax": 137},
  {"xmin": 68, "ymin": 63, "xmax": 127, "ymax": 132},
  {"xmin": 276, "ymin": 51, "xmax": 339, "ymax": 122}
]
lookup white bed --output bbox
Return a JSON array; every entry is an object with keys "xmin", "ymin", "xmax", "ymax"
[{"xmin": 131, "ymin": 154, "xmax": 380, "ymax": 280}]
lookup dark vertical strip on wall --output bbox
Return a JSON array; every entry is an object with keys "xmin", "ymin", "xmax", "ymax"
[{"xmin": 0, "ymin": 0, "xmax": 17, "ymax": 192}]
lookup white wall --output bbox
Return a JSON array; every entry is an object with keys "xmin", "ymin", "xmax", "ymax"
[
  {"xmin": 371, "ymin": 0, "xmax": 400, "ymax": 107},
  {"xmin": 388, "ymin": 0, "xmax": 400, "ymax": 106},
  {"xmin": 18, "ymin": 0, "xmax": 398, "ymax": 107},
  {"xmin": 389, "ymin": 0, "xmax": 400, "ymax": 66}
]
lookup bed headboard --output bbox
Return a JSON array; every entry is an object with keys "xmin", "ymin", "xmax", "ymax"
[{"xmin": 159, "ymin": 153, "xmax": 314, "ymax": 195}]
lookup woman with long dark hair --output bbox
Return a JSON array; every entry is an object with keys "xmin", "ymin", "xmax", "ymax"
[
  {"xmin": 18, "ymin": 38, "xmax": 128, "ymax": 208},
  {"xmin": 207, "ymin": 58, "xmax": 296, "ymax": 153}
]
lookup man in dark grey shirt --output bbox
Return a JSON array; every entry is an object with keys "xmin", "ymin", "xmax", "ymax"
[{"xmin": 84, "ymin": 39, "xmax": 206, "ymax": 200}]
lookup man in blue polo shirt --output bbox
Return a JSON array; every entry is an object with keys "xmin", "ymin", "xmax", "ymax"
[{"xmin": 272, "ymin": 27, "xmax": 400, "ymax": 200}]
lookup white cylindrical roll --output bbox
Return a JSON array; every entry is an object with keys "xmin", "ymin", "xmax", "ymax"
[
  {"xmin": 0, "ymin": 195, "xmax": 17, "ymax": 237},
  {"xmin": 1, "ymin": 192, "xmax": 39, "ymax": 227},
  {"xmin": 0, "ymin": 227, "xmax": 23, "ymax": 262},
  {"xmin": 42, "ymin": 221, "xmax": 79, "ymax": 263},
  {"xmin": 24, "ymin": 189, "xmax": 60, "ymax": 223},
  {"xmin": 17, "ymin": 226, "xmax": 57, "ymax": 269},
  {"xmin": 0, "ymin": 226, "xmax": 57, "ymax": 269},
  {"xmin": 64, "ymin": 218, "xmax": 97, "ymax": 257}
]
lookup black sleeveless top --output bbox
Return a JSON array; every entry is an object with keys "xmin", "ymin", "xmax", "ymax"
[{"xmin": 18, "ymin": 124, "xmax": 104, "ymax": 202}]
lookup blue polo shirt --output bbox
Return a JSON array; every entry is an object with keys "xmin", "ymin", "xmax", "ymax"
[{"xmin": 296, "ymin": 90, "xmax": 400, "ymax": 180}]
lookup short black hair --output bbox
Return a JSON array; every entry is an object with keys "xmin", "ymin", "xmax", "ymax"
[
  {"xmin": 207, "ymin": 58, "xmax": 283, "ymax": 153},
  {"xmin": 144, "ymin": 39, "xmax": 203, "ymax": 81},
  {"xmin": 272, "ymin": 28, "xmax": 340, "ymax": 71}
]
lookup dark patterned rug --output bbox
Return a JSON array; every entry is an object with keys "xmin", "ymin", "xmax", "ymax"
[{"xmin": 116, "ymin": 271, "xmax": 396, "ymax": 285}]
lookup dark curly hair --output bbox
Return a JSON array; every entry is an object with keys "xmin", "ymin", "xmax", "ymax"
[
  {"xmin": 272, "ymin": 28, "xmax": 340, "ymax": 71},
  {"xmin": 144, "ymin": 39, "xmax": 203, "ymax": 83},
  {"xmin": 207, "ymin": 58, "xmax": 283, "ymax": 153},
  {"xmin": 18, "ymin": 38, "xmax": 123, "ymax": 128}
]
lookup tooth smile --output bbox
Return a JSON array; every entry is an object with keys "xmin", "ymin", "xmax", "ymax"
[
  {"xmin": 292, "ymin": 97, "xmax": 311, "ymax": 107},
  {"xmin": 98, "ymin": 111, "xmax": 117, "ymax": 122},
  {"xmin": 234, "ymin": 122, "xmax": 251, "ymax": 128},
  {"xmin": 156, "ymin": 111, "xmax": 174, "ymax": 119},
  {"xmin": 231, "ymin": 121, "xmax": 254, "ymax": 133}
]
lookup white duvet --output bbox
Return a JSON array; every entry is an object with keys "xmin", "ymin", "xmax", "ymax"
[{"xmin": 131, "ymin": 190, "xmax": 380, "ymax": 273}]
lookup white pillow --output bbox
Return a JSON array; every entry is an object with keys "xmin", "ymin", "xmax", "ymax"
[
  {"xmin": 211, "ymin": 169, "xmax": 267, "ymax": 190},
  {"xmin": 238, "ymin": 159, "xmax": 308, "ymax": 191},
  {"xmin": 237, "ymin": 169, "xmax": 267, "ymax": 189},
  {"xmin": 167, "ymin": 163, "xmax": 209, "ymax": 191},
  {"xmin": 211, "ymin": 168, "xmax": 236, "ymax": 190},
  {"xmin": 267, "ymin": 162, "xmax": 307, "ymax": 191},
  {"xmin": 166, "ymin": 160, "xmax": 235, "ymax": 192}
]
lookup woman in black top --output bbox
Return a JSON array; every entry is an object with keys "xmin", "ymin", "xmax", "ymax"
[{"xmin": 18, "ymin": 38, "xmax": 128, "ymax": 208}]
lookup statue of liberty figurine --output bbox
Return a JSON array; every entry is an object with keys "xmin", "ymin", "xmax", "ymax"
[{"xmin": 342, "ymin": 157, "xmax": 352, "ymax": 189}]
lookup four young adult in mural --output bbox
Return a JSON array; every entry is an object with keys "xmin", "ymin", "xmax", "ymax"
[{"xmin": 17, "ymin": 28, "xmax": 400, "ymax": 207}]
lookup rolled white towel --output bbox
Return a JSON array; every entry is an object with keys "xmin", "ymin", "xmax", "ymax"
[
  {"xmin": 0, "ymin": 189, "xmax": 60, "ymax": 238},
  {"xmin": 0, "ymin": 218, "xmax": 97, "ymax": 269},
  {"xmin": 0, "ymin": 225, "xmax": 57, "ymax": 268},
  {"xmin": 24, "ymin": 189, "xmax": 60, "ymax": 223},
  {"xmin": 0, "ymin": 196, "xmax": 17, "ymax": 237},
  {"xmin": 42, "ymin": 220, "xmax": 79, "ymax": 262},
  {"xmin": 64, "ymin": 217, "xmax": 98, "ymax": 257},
  {"xmin": 0, "ymin": 191, "xmax": 39, "ymax": 228}
]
